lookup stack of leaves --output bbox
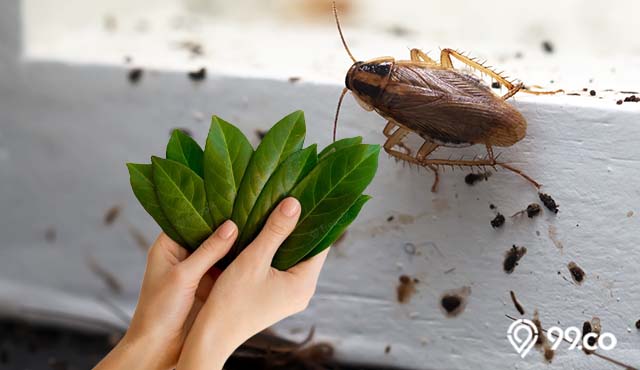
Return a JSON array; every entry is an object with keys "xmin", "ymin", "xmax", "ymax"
[{"xmin": 127, "ymin": 111, "xmax": 380, "ymax": 270}]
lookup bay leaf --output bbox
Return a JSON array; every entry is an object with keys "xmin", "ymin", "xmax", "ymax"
[
  {"xmin": 166, "ymin": 129, "xmax": 204, "ymax": 178},
  {"xmin": 126, "ymin": 163, "xmax": 186, "ymax": 245},
  {"xmin": 231, "ymin": 110, "xmax": 306, "ymax": 233},
  {"xmin": 272, "ymin": 144, "xmax": 380, "ymax": 270},
  {"xmin": 151, "ymin": 156, "xmax": 212, "ymax": 250},
  {"xmin": 204, "ymin": 116, "xmax": 253, "ymax": 228},
  {"xmin": 237, "ymin": 144, "xmax": 318, "ymax": 249}
]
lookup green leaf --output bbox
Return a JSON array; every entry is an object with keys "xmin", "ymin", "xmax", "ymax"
[
  {"xmin": 304, "ymin": 194, "xmax": 371, "ymax": 260},
  {"xmin": 237, "ymin": 145, "xmax": 318, "ymax": 248},
  {"xmin": 166, "ymin": 130, "xmax": 204, "ymax": 178},
  {"xmin": 318, "ymin": 136, "xmax": 362, "ymax": 159},
  {"xmin": 204, "ymin": 116, "xmax": 253, "ymax": 228},
  {"xmin": 231, "ymin": 110, "xmax": 306, "ymax": 233},
  {"xmin": 272, "ymin": 144, "xmax": 380, "ymax": 270},
  {"xmin": 126, "ymin": 163, "xmax": 186, "ymax": 245},
  {"xmin": 151, "ymin": 157, "xmax": 212, "ymax": 250}
]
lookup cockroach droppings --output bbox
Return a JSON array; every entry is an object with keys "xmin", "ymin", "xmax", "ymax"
[
  {"xmin": 255, "ymin": 129, "xmax": 267, "ymax": 141},
  {"xmin": 542, "ymin": 40, "xmax": 554, "ymax": 54},
  {"xmin": 510, "ymin": 290, "xmax": 525, "ymax": 315},
  {"xmin": 465, "ymin": 172, "xmax": 491, "ymax": 185},
  {"xmin": 188, "ymin": 67, "xmax": 206, "ymax": 81},
  {"xmin": 288, "ymin": 76, "xmax": 301, "ymax": 83},
  {"xmin": 503, "ymin": 245, "xmax": 527, "ymax": 274},
  {"xmin": 616, "ymin": 99, "xmax": 623, "ymax": 105},
  {"xmin": 491, "ymin": 81, "xmax": 501, "ymax": 89},
  {"xmin": 589, "ymin": 90, "xmax": 596, "ymax": 96},
  {"xmin": 491, "ymin": 213, "xmax": 505, "ymax": 228},
  {"xmin": 544, "ymin": 346, "xmax": 555, "ymax": 362},
  {"xmin": 128, "ymin": 68, "xmax": 143, "ymax": 84},
  {"xmin": 384, "ymin": 345, "xmax": 391, "ymax": 354},
  {"xmin": 567, "ymin": 261, "xmax": 585, "ymax": 284},
  {"xmin": 440, "ymin": 287, "xmax": 470, "ymax": 317},
  {"xmin": 624, "ymin": 95, "xmax": 640, "ymax": 102},
  {"xmin": 44, "ymin": 227, "xmax": 56, "ymax": 243},
  {"xmin": 635, "ymin": 319, "xmax": 640, "ymax": 329},
  {"xmin": 386, "ymin": 215, "xmax": 395, "ymax": 222},
  {"xmin": 396, "ymin": 275, "xmax": 418, "ymax": 304},
  {"xmin": 526, "ymin": 203, "xmax": 542, "ymax": 218},
  {"xmin": 538, "ymin": 193, "xmax": 559, "ymax": 213},
  {"xmin": 104, "ymin": 206, "xmax": 121, "ymax": 226}
]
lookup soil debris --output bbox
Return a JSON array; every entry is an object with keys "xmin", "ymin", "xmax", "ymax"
[
  {"xmin": 188, "ymin": 67, "xmax": 207, "ymax": 81},
  {"xmin": 542, "ymin": 40, "xmax": 554, "ymax": 54},
  {"xmin": 396, "ymin": 275, "xmax": 418, "ymax": 304},
  {"xmin": 538, "ymin": 193, "xmax": 559, "ymax": 213},
  {"xmin": 127, "ymin": 68, "xmax": 143, "ymax": 84},
  {"xmin": 491, "ymin": 213, "xmax": 505, "ymax": 228},
  {"xmin": 567, "ymin": 261, "xmax": 586, "ymax": 284},
  {"xmin": 624, "ymin": 95, "xmax": 640, "ymax": 102},
  {"xmin": 440, "ymin": 287, "xmax": 470, "ymax": 317},
  {"xmin": 465, "ymin": 171, "xmax": 491, "ymax": 185},
  {"xmin": 503, "ymin": 245, "xmax": 527, "ymax": 274},
  {"xmin": 509, "ymin": 290, "xmax": 525, "ymax": 315},
  {"xmin": 104, "ymin": 206, "xmax": 121, "ymax": 226}
]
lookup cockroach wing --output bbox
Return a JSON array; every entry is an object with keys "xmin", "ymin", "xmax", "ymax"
[{"xmin": 374, "ymin": 65, "xmax": 526, "ymax": 147}]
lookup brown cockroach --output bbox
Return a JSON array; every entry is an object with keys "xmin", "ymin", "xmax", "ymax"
[{"xmin": 331, "ymin": 3, "xmax": 561, "ymax": 192}]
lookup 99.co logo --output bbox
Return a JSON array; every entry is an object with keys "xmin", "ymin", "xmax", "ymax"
[{"xmin": 507, "ymin": 320, "xmax": 617, "ymax": 358}]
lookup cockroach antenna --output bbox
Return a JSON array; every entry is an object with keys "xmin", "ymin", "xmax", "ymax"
[
  {"xmin": 333, "ymin": 87, "xmax": 348, "ymax": 142},
  {"xmin": 332, "ymin": 1, "xmax": 356, "ymax": 63},
  {"xmin": 332, "ymin": 2, "xmax": 355, "ymax": 142}
]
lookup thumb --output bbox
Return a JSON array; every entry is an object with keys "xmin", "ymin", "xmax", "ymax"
[
  {"xmin": 178, "ymin": 220, "xmax": 237, "ymax": 281},
  {"xmin": 244, "ymin": 197, "xmax": 301, "ymax": 263}
]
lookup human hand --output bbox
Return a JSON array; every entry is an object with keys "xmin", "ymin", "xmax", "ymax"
[
  {"xmin": 177, "ymin": 197, "xmax": 329, "ymax": 370},
  {"xmin": 94, "ymin": 220, "xmax": 239, "ymax": 370}
]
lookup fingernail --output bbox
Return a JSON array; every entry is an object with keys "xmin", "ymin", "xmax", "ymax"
[
  {"xmin": 279, "ymin": 198, "xmax": 300, "ymax": 217},
  {"xmin": 217, "ymin": 220, "xmax": 236, "ymax": 240}
]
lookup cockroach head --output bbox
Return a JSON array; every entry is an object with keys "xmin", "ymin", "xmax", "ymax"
[{"xmin": 345, "ymin": 61, "xmax": 363, "ymax": 90}]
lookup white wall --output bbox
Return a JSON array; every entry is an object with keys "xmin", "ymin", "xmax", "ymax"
[{"xmin": 1, "ymin": 1, "xmax": 639, "ymax": 369}]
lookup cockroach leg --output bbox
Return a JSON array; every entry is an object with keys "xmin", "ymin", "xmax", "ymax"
[
  {"xmin": 417, "ymin": 141, "xmax": 441, "ymax": 192},
  {"xmin": 383, "ymin": 121, "xmax": 412, "ymax": 154},
  {"xmin": 501, "ymin": 83, "xmax": 524, "ymax": 100},
  {"xmin": 383, "ymin": 127, "xmax": 415, "ymax": 163},
  {"xmin": 409, "ymin": 48, "xmax": 438, "ymax": 65},
  {"xmin": 440, "ymin": 49, "xmax": 562, "ymax": 96}
]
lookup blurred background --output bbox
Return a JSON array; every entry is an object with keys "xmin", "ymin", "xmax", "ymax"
[{"xmin": 2, "ymin": 0, "xmax": 640, "ymax": 369}]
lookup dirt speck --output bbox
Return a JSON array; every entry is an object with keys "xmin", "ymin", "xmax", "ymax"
[
  {"xmin": 548, "ymin": 225, "xmax": 563, "ymax": 251},
  {"xmin": 627, "ymin": 210, "xmax": 634, "ymax": 217},
  {"xmin": 465, "ymin": 172, "xmax": 491, "ymax": 185},
  {"xmin": 86, "ymin": 256, "xmax": 123, "ymax": 294},
  {"xmin": 538, "ymin": 193, "xmax": 559, "ymax": 213},
  {"xmin": 128, "ymin": 226, "xmax": 149, "ymax": 251},
  {"xmin": 188, "ymin": 67, "xmax": 207, "ymax": 81},
  {"xmin": 503, "ymin": 245, "xmax": 527, "ymax": 274},
  {"xmin": 440, "ymin": 287, "xmax": 470, "ymax": 317},
  {"xmin": 288, "ymin": 76, "xmax": 301, "ymax": 84},
  {"xmin": 489, "ymin": 204, "xmax": 496, "ymax": 210},
  {"xmin": 44, "ymin": 227, "xmax": 56, "ymax": 243},
  {"xmin": 177, "ymin": 40, "xmax": 204, "ymax": 57},
  {"xmin": 397, "ymin": 275, "xmax": 418, "ymax": 304},
  {"xmin": 387, "ymin": 24, "xmax": 412, "ymax": 37},
  {"xmin": 526, "ymin": 203, "xmax": 542, "ymax": 218},
  {"xmin": 510, "ymin": 290, "xmax": 525, "ymax": 315},
  {"xmin": 567, "ymin": 261, "xmax": 585, "ymax": 284},
  {"xmin": 491, "ymin": 213, "xmax": 505, "ymax": 228},
  {"xmin": 104, "ymin": 206, "xmax": 121, "ymax": 226},
  {"xmin": 384, "ymin": 345, "xmax": 391, "ymax": 354},
  {"xmin": 386, "ymin": 215, "xmax": 395, "ymax": 222},
  {"xmin": 491, "ymin": 81, "xmax": 501, "ymax": 89},
  {"xmin": 255, "ymin": 129, "xmax": 267, "ymax": 141},
  {"xmin": 104, "ymin": 14, "xmax": 117, "ymax": 32},
  {"xmin": 542, "ymin": 40, "xmax": 554, "ymax": 54},
  {"xmin": 128, "ymin": 68, "xmax": 143, "ymax": 84}
]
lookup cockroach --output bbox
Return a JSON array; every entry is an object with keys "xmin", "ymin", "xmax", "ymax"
[{"xmin": 331, "ymin": 3, "xmax": 561, "ymax": 192}]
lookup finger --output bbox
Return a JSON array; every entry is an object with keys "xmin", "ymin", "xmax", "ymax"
[
  {"xmin": 287, "ymin": 248, "xmax": 330, "ymax": 283},
  {"xmin": 178, "ymin": 220, "xmax": 237, "ymax": 281},
  {"xmin": 146, "ymin": 233, "xmax": 189, "ymax": 279},
  {"xmin": 245, "ymin": 197, "xmax": 301, "ymax": 262}
]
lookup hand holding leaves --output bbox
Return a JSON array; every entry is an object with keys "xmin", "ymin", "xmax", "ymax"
[{"xmin": 127, "ymin": 111, "xmax": 379, "ymax": 269}]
